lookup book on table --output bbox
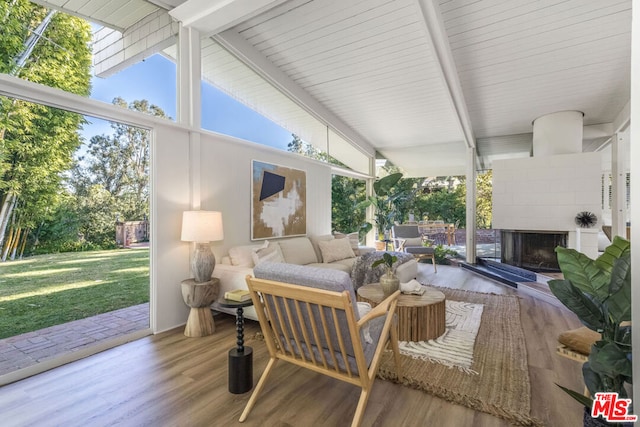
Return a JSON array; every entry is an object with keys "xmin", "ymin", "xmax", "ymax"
[{"xmin": 224, "ymin": 289, "xmax": 251, "ymax": 302}]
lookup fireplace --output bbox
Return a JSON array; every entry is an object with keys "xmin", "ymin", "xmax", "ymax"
[{"xmin": 500, "ymin": 230, "xmax": 568, "ymax": 272}]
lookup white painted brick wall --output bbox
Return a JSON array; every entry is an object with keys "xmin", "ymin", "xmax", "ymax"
[{"xmin": 493, "ymin": 152, "xmax": 602, "ymax": 242}]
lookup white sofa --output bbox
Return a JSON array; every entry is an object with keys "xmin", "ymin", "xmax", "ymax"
[{"xmin": 212, "ymin": 234, "xmax": 418, "ymax": 320}]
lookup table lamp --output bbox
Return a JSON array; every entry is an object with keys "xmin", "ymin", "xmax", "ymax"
[{"xmin": 181, "ymin": 210, "xmax": 224, "ymax": 282}]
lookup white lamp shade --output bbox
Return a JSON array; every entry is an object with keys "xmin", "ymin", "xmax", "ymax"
[{"xmin": 181, "ymin": 211, "xmax": 224, "ymax": 243}]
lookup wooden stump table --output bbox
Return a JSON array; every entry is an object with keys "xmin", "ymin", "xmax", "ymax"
[
  {"xmin": 357, "ymin": 283, "xmax": 446, "ymax": 341},
  {"xmin": 181, "ymin": 278, "xmax": 220, "ymax": 337}
]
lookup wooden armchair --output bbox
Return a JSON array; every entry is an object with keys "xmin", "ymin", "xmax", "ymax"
[
  {"xmin": 391, "ymin": 225, "xmax": 437, "ymax": 272},
  {"xmin": 241, "ymin": 263, "xmax": 402, "ymax": 427}
]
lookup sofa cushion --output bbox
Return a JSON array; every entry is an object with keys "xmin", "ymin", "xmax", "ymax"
[
  {"xmin": 309, "ymin": 234, "xmax": 334, "ymax": 263},
  {"xmin": 252, "ymin": 241, "xmax": 285, "ymax": 266},
  {"xmin": 277, "ymin": 237, "xmax": 319, "ymax": 265},
  {"xmin": 228, "ymin": 244, "xmax": 264, "ymax": 267},
  {"xmin": 318, "ymin": 238, "xmax": 355, "ymax": 263},
  {"xmin": 335, "ymin": 232, "xmax": 361, "ymax": 256}
]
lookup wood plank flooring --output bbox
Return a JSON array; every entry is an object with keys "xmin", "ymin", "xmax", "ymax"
[{"xmin": 0, "ymin": 264, "xmax": 584, "ymax": 427}]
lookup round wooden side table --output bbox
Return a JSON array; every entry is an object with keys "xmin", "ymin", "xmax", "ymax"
[
  {"xmin": 180, "ymin": 278, "xmax": 220, "ymax": 337},
  {"xmin": 357, "ymin": 283, "xmax": 446, "ymax": 341}
]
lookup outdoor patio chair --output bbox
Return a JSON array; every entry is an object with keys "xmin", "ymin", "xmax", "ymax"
[
  {"xmin": 241, "ymin": 263, "xmax": 402, "ymax": 427},
  {"xmin": 391, "ymin": 225, "xmax": 437, "ymax": 272}
]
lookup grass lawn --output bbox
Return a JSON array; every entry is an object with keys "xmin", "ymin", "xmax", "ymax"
[{"xmin": 0, "ymin": 248, "xmax": 149, "ymax": 339}]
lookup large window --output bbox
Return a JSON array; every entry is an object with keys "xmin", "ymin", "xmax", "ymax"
[{"xmin": 0, "ymin": 95, "xmax": 150, "ymax": 377}]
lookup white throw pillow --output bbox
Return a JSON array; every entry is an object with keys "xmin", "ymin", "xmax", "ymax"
[
  {"xmin": 403, "ymin": 237, "xmax": 423, "ymax": 247},
  {"xmin": 229, "ymin": 244, "xmax": 263, "ymax": 267},
  {"xmin": 252, "ymin": 241, "xmax": 285, "ymax": 266},
  {"xmin": 318, "ymin": 238, "xmax": 356, "ymax": 263}
]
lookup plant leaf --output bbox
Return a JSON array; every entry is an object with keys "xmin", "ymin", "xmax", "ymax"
[
  {"xmin": 556, "ymin": 384, "xmax": 593, "ymax": 408},
  {"xmin": 373, "ymin": 173, "xmax": 403, "ymax": 196},
  {"xmin": 548, "ymin": 279, "xmax": 603, "ymax": 331},
  {"xmin": 555, "ymin": 247, "xmax": 609, "ymax": 302},
  {"xmin": 596, "ymin": 236, "xmax": 630, "ymax": 274},
  {"xmin": 589, "ymin": 341, "xmax": 633, "ymax": 380},
  {"xmin": 606, "ymin": 252, "xmax": 632, "ymax": 324},
  {"xmin": 582, "ymin": 361, "xmax": 604, "ymax": 398}
]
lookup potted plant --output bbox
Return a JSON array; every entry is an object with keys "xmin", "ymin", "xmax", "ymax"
[
  {"xmin": 357, "ymin": 173, "xmax": 403, "ymax": 240},
  {"xmin": 548, "ymin": 236, "xmax": 632, "ymax": 426},
  {"xmin": 372, "ymin": 252, "xmax": 399, "ymax": 296}
]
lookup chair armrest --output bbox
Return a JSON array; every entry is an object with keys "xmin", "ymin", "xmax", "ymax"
[
  {"xmin": 394, "ymin": 238, "xmax": 406, "ymax": 251},
  {"xmin": 357, "ymin": 290, "xmax": 400, "ymax": 326}
]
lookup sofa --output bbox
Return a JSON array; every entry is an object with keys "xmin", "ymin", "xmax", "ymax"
[{"xmin": 212, "ymin": 234, "xmax": 418, "ymax": 320}]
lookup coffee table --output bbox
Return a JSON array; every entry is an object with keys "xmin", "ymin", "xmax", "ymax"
[{"xmin": 357, "ymin": 283, "xmax": 446, "ymax": 341}]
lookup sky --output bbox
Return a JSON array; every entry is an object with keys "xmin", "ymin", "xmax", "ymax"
[{"xmin": 83, "ymin": 53, "xmax": 293, "ymax": 151}]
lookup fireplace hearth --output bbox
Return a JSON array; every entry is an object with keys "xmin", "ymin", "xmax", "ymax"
[{"xmin": 500, "ymin": 230, "xmax": 568, "ymax": 272}]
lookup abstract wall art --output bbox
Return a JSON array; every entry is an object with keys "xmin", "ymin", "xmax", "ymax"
[{"xmin": 251, "ymin": 160, "xmax": 306, "ymax": 240}]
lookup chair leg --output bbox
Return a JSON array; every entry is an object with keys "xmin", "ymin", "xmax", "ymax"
[
  {"xmin": 351, "ymin": 388, "xmax": 371, "ymax": 427},
  {"xmin": 431, "ymin": 255, "xmax": 437, "ymax": 273},
  {"xmin": 389, "ymin": 319, "xmax": 402, "ymax": 382},
  {"xmin": 239, "ymin": 357, "xmax": 278, "ymax": 422}
]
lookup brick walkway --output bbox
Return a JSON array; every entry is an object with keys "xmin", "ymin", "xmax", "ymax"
[{"xmin": 0, "ymin": 303, "xmax": 149, "ymax": 376}]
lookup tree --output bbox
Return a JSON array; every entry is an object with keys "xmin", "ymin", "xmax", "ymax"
[
  {"xmin": 475, "ymin": 170, "xmax": 493, "ymax": 228},
  {"xmin": 331, "ymin": 175, "xmax": 367, "ymax": 235},
  {"xmin": 68, "ymin": 98, "xmax": 165, "ymax": 247},
  {"xmin": 0, "ymin": 2, "xmax": 92, "ymax": 258}
]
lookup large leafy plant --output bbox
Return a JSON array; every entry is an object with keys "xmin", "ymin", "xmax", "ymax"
[
  {"xmin": 548, "ymin": 236, "xmax": 632, "ymax": 409},
  {"xmin": 357, "ymin": 173, "xmax": 404, "ymax": 238}
]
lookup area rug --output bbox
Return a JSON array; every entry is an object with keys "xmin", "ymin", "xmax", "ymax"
[
  {"xmin": 377, "ymin": 287, "xmax": 543, "ymax": 427},
  {"xmin": 398, "ymin": 299, "xmax": 483, "ymax": 373}
]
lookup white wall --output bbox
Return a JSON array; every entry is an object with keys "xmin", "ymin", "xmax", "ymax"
[
  {"xmin": 199, "ymin": 132, "xmax": 333, "ymax": 260},
  {"xmin": 152, "ymin": 123, "xmax": 191, "ymax": 332},
  {"xmin": 153, "ymin": 128, "xmax": 333, "ymax": 332},
  {"xmin": 493, "ymin": 152, "xmax": 602, "ymax": 232}
]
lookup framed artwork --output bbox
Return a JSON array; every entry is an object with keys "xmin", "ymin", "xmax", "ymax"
[{"xmin": 251, "ymin": 160, "xmax": 307, "ymax": 240}]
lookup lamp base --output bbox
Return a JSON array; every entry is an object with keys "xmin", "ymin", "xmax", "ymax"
[{"xmin": 192, "ymin": 243, "xmax": 215, "ymax": 283}]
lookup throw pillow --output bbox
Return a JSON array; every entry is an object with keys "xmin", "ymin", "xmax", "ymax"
[
  {"xmin": 346, "ymin": 232, "xmax": 360, "ymax": 256},
  {"xmin": 252, "ymin": 241, "xmax": 285, "ymax": 266},
  {"xmin": 229, "ymin": 244, "xmax": 264, "ymax": 267},
  {"xmin": 558, "ymin": 326, "xmax": 600, "ymax": 355},
  {"xmin": 334, "ymin": 232, "xmax": 361, "ymax": 256},
  {"xmin": 403, "ymin": 237, "xmax": 423, "ymax": 247},
  {"xmin": 318, "ymin": 238, "xmax": 355, "ymax": 263}
]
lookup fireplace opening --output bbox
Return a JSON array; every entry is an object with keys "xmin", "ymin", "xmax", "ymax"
[{"xmin": 500, "ymin": 230, "xmax": 568, "ymax": 272}]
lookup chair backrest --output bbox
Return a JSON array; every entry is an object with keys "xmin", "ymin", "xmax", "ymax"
[
  {"xmin": 249, "ymin": 262, "xmax": 366, "ymax": 376},
  {"xmin": 391, "ymin": 225, "xmax": 420, "ymax": 239}
]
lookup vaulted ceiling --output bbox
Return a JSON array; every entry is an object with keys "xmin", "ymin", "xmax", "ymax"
[{"xmin": 32, "ymin": 0, "xmax": 632, "ymax": 177}]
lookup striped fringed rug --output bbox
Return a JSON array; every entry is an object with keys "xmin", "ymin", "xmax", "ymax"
[
  {"xmin": 378, "ymin": 287, "xmax": 544, "ymax": 427},
  {"xmin": 398, "ymin": 299, "xmax": 483, "ymax": 373}
]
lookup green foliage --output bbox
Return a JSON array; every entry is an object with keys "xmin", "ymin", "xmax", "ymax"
[
  {"xmin": 548, "ymin": 236, "xmax": 632, "ymax": 408},
  {"xmin": 432, "ymin": 244, "xmax": 458, "ymax": 264},
  {"xmin": 358, "ymin": 173, "xmax": 406, "ymax": 237},
  {"xmin": 0, "ymin": 2, "xmax": 92, "ymax": 256},
  {"xmin": 331, "ymin": 175, "xmax": 367, "ymax": 237},
  {"xmin": 475, "ymin": 170, "xmax": 493, "ymax": 228},
  {"xmin": 371, "ymin": 252, "xmax": 398, "ymax": 275},
  {"xmin": 62, "ymin": 98, "xmax": 161, "ymax": 250}
]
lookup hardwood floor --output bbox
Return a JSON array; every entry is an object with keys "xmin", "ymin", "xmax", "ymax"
[{"xmin": 0, "ymin": 264, "xmax": 584, "ymax": 426}]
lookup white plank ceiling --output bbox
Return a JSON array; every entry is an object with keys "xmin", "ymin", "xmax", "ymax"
[{"xmin": 28, "ymin": 0, "xmax": 633, "ymax": 177}]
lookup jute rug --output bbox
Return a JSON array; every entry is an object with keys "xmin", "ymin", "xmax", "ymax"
[
  {"xmin": 377, "ymin": 287, "xmax": 543, "ymax": 427},
  {"xmin": 399, "ymin": 299, "xmax": 483, "ymax": 373}
]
